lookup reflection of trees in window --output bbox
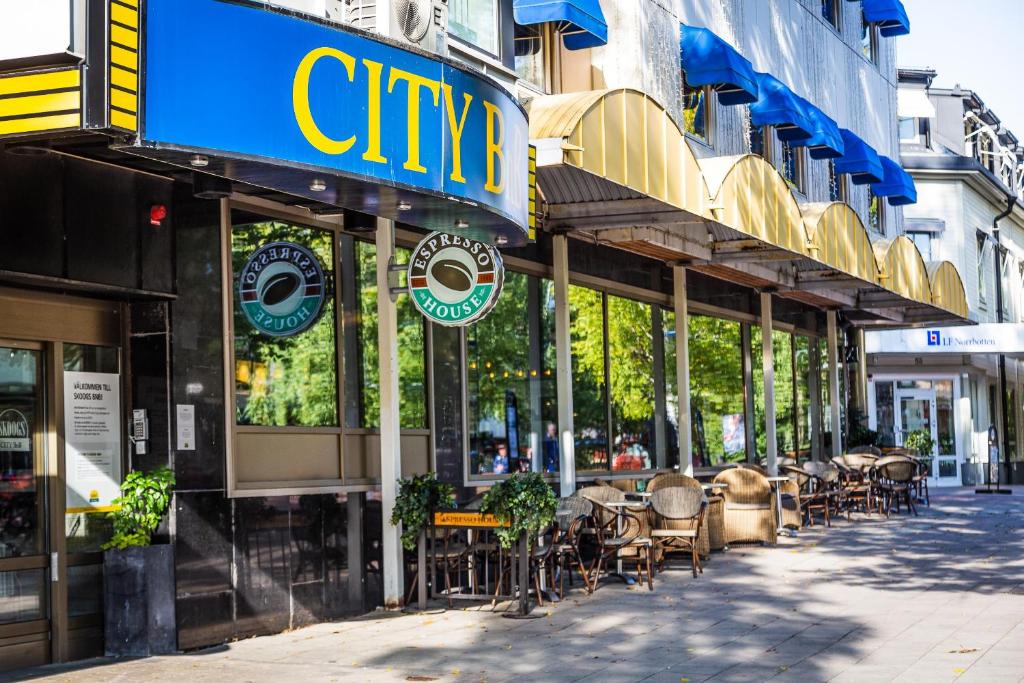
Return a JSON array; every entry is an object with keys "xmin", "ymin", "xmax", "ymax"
[
  {"xmin": 233, "ymin": 222, "xmax": 337, "ymax": 427},
  {"xmin": 753, "ymin": 329, "xmax": 795, "ymax": 458},
  {"xmin": 607, "ymin": 295, "xmax": 655, "ymax": 471},
  {"xmin": 662, "ymin": 309, "xmax": 681, "ymax": 468},
  {"xmin": 683, "ymin": 75, "xmax": 708, "ymax": 141},
  {"xmin": 795, "ymin": 335, "xmax": 812, "ymax": 453},
  {"xmin": 356, "ymin": 242, "xmax": 426, "ymax": 429},
  {"xmin": 569, "ymin": 285, "xmax": 607, "ymax": 471},
  {"xmin": 689, "ymin": 316, "xmax": 744, "ymax": 465}
]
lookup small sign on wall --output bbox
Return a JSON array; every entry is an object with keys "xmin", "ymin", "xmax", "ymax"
[{"xmin": 176, "ymin": 404, "xmax": 195, "ymax": 451}]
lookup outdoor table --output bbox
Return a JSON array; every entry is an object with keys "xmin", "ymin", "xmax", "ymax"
[
  {"xmin": 766, "ymin": 476, "xmax": 796, "ymax": 538},
  {"xmin": 605, "ymin": 499, "xmax": 650, "ymax": 582}
]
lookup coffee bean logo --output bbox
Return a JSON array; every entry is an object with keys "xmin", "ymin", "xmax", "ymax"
[
  {"xmin": 431, "ymin": 260, "xmax": 473, "ymax": 292},
  {"xmin": 260, "ymin": 272, "xmax": 301, "ymax": 306}
]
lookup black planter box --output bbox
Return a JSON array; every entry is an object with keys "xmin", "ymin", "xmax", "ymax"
[{"xmin": 104, "ymin": 545, "xmax": 177, "ymax": 657}]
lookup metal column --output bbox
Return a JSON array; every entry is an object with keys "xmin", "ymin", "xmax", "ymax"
[
  {"xmin": 553, "ymin": 234, "xmax": 576, "ymax": 495},
  {"xmin": 761, "ymin": 292, "xmax": 778, "ymax": 476},
  {"xmin": 827, "ymin": 311, "xmax": 842, "ymax": 458},
  {"xmin": 376, "ymin": 218, "xmax": 404, "ymax": 608},
  {"xmin": 674, "ymin": 265, "xmax": 692, "ymax": 475}
]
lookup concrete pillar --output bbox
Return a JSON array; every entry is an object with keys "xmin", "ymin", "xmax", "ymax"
[
  {"xmin": 760, "ymin": 292, "xmax": 778, "ymax": 475},
  {"xmin": 673, "ymin": 266, "xmax": 692, "ymax": 475},
  {"xmin": 553, "ymin": 234, "xmax": 576, "ymax": 496},
  {"xmin": 827, "ymin": 311, "xmax": 842, "ymax": 458},
  {"xmin": 376, "ymin": 218, "xmax": 404, "ymax": 609}
]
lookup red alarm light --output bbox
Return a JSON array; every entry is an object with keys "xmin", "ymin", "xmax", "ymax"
[{"xmin": 150, "ymin": 204, "xmax": 168, "ymax": 226}]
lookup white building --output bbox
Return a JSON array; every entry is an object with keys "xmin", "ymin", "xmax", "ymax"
[{"xmin": 866, "ymin": 68, "xmax": 1024, "ymax": 486}]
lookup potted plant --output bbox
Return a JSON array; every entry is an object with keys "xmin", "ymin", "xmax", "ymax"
[
  {"xmin": 904, "ymin": 429, "xmax": 935, "ymax": 458},
  {"xmin": 480, "ymin": 472, "xmax": 557, "ymax": 549},
  {"xmin": 390, "ymin": 473, "xmax": 455, "ymax": 551},
  {"xmin": 102, "ymin": 466, "xmax": 176, "ymax": 657}
]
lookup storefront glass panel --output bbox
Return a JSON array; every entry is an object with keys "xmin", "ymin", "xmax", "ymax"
[
  {"xmin": 570, "ymin": 285, "xmax": 608, "ymax": 473},
  {"xmin": 233, "ymin": 222, "xmax": 338, "ymax": 427},
  {"xmin": 356, "ymin": 242, "xmax": 427, "ymax": 430},
  {"xmin": 795, "ymin": 335, "xmax": 812, "ymax": 455},
  {"xmin": 662, "ymin": 310, "xmax": 681, "ymax": 469},
  {"xmin": 875, "ymin": 380, "xmax": 896, "ymax": 447},
  {"xmin": 607, "ymin": 295, "xmax": 655, "ymax": 471},
  {"xmin": 689, "ymin": 316, "xmax": 744, "ymax": 466},
  {"xmin": 753, "ymin": 329, "xmax": 795, "ymax": 459}
]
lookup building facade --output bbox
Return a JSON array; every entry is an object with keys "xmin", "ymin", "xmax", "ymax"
[
  {"xmin": 0, "ymin": 0, "xmax": 956, "ymax": 671},
  {"xmin": 866, "ymin": 67, "xmax": 1024, "ymax": 486}
]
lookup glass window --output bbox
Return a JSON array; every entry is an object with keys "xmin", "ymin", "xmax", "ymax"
[
  {"xmin": 356, "ymin": 241, "xmax": 427, "ymax": 430},
  {"xmin": 449, "ymin": 0, "xmax": 498, "ymax": 55},
  {"xmin": 570, "ymin": 285, "xmax": 608, "ymax": 473},
  {"xmin": 936, "ymin": 380, "xmax": 956, "ymax": 456},
  {"xmin": 662, "ymin": 310, "xmax": 681, "ymax": 469},
  {"xmin": 780, "ymin": 140, "xmax": 804, "ymax": 192},
  {"xmin": 867, "ymin": 187, "xmax": 884, "ymax": 233},
  {"xmin": 607, "ymin": 295, "xmax": 655, "ymax": 472},
  {"xmin": 689, "ymin": 316, "xmax": 745, "ymax": 466},
  {"xmin": 63, "ymin": 344, "xmax": 119, "ymax": 554},
  {"xmin": 683, "ymin": 75, "xmax": 709, "ymax": 142},
  {"xmin": 0, "ymin": 348, "xmax": 43, "ymax": 558},
  {"xmin": 821, "ymin": 0, "xmax": 840, "ymax": 29},
  {"xmin": 749, "ymin": 121, "xmax": 767, "ymax": 159},
  {"xmin": 828, "ymin": 159, "xmax": 847, "ymax": 202},
  {"xmin": 753, "ymin": 329, "xmax": 795, "ymax": 459},
  {"xmin": 898, "ymin": 117, "xmax": 918, "ymax": 142},
  {"xmin": 907, "ymin": 231, "xmax": 932, "ymax": 261},
  {"xmin": 874, "ymin": 381, "xmax": 895, "ymax": 447},
  {"xmin": 467, "ymin": 272, "xmax": 553, "ymax": 476},
  {"xmin": 233, "ymin": 222, "xmax": 337, "ymax": 427},
  {"xmin": 795, "ymin": 335, "xmax": 812, "ymax": 455},
  {"xmin": 861, "ymin": 12, "xmax": 878, "ymax": 63},
  {"xmin": 540, "ymin": 279, "xmax": 559, "ymax": 472},
  {"xmin": 514, "ymin": 23, "xmax": 546, "ymax": 90},
  {"xmin": 977, "ymin": 232, "xmax": 989, "ymax": 305},
  {"xmin": 0, "ymin": 569, "xmax": 45, "ymax": 625}
]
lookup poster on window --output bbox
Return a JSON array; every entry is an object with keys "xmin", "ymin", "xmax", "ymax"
[
  {"xmin": 722, "ymin": 413, "xmax": 745, "ymax": 456},
  {"xmin": 64, "ymin": 372, "xmax": 122, "ymax": 513}
]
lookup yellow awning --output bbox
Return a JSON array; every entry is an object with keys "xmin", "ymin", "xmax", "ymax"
[
  {"xmin": 802, "ymin": 202, "xmax": 881, "ymax": 286},
  {"xmin": 873, "ymin": 236, "xmax": 932, "ymax": 305},
  {"xmin": 928, "ymin": 261, "xmax": 970, "ymax": 319}
]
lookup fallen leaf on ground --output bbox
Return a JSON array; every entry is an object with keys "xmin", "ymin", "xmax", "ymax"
[{"xmin": 948, "ymin": 647, "xmax": 979, "ymax": 654}]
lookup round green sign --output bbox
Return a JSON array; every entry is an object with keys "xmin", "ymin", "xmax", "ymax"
[
  {"xmin": 238, "ymin": 241, "xmax": 326, "ymax": 337},
  {"xmin": 408, "ymin": 232, "xmax": 504, "ymax": 327}
]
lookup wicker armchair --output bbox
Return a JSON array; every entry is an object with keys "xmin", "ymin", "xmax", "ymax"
[
  {"xmin": 873, "ymin": 456, "xmax": 918, "ymax": 517},
  {"xmin": 712, "ymin": 468, "xmax": 777, "ymax": 546},
  {"xmin": 534, "ymin": 496, "xmax": 594, "ymax": 599},
  {"xmin": 647, "ymin": 473, "xmax": 720, "ymax": 556},
  {"xmin": 579, "ymin": 486, "xmax": 654, "ymax": 590},
  {"xmin": 650, "ymin": 488, "xmax": 706, "ymax": 577},
  {"xmin": 803, "ymin": 461, "xmax": 843, "ymax": 526}
]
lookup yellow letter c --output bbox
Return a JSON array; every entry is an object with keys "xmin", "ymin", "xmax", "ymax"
[{"xmin": 293, "ymin": 47, "xmax": 356, "ymax": 155}]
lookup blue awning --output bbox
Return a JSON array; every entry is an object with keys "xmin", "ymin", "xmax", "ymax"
[
  {"xmin": 749, "ymin": 73, "xmax": 813, "ymax": 141},
  {"xmin": 679, "ymin": 25, "xmax": 758, "ymax": 106},
  {"xmin": 872, "ymin": 156, "xmax": 917, "ymax": 205},
  {"xmin": 834, "ymin": 129, "xmax": 883, "ymax": 184},
  {"xmin": 792, "ymin": 98, "xmax": 844, "ymax": 159},
  {"xmin": 862, "ymin": 0, "xmax": 910, "ymax": 37},
  {"xmin": 513, "ymin": 0, "xmax": 608, "ymax": 50}
]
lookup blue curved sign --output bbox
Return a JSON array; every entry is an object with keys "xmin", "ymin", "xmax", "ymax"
[{"xmin": 142, "ymin": 0, "xmax": 529, "ymax": 234}]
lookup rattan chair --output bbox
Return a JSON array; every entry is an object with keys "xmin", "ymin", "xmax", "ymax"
[
  {"xmin": 832, "ymin": 454, "xmax": 875, "ymax": 514},
  {"xmin": 534, "ymin": 496, "xmax": 594, "ymax": 599},
  {"xmin": 849, "ymin": 445, "xmax": 882, "ymax": 456},
  {"xmin": 647, "ymin": 473, "xmax": 720, "ymax": 556},
  {"xmin": 712, "ymin": 468, "xmax": 777, "ymax": 546},
  {"xmin": 579, "ymin": 486, "xmax": 654, "ymax": 590},
  {"xmin": 873, "ymin": 456, "xmax": 918, "ymax": 517},
  {"xmin": 650, "ymin": 487, "xmax": 707, "ymax": 578},
  {"xmin": 803, "ymin": 461, "xmax": 842, "ymax": 526}
]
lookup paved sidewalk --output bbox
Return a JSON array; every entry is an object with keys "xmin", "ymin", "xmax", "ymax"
[{"xmin": 7, "ymin": 488, "xmax": 1024, "ymax": 683}]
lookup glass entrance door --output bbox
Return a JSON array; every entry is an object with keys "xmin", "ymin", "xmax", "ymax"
[
  {"xmin": 895, "ymin": 388, "xmax": 939, "ymax": 483},
  {"xmin": 0, "ymin": 343, "xmax": 49, "ymax": 670}
]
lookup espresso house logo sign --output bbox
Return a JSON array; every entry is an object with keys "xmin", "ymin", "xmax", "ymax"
[
  {"xmin": 0, "ymin": 409, "xmax": 30, "ymax": 452},
  {"xmin": 239, "ymin": 241, "xmax": 327, "ymax": 337},
  {"xmin": 409, "ymin": 232, "xmax": 504, "ymax": 326}
]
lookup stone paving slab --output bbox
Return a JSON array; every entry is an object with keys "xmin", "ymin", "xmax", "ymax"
[{"xmin": 5, "ymin": 487, "xmax": 1024, "ymax": 683}]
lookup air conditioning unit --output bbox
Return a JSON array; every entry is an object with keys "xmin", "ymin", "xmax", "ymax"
[{"xmin": 390, "ymin": 0, "xmax": 448, "ymax": 56}]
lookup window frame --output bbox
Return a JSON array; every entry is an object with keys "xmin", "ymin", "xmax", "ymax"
[
  {"xmin": 682, "ymin": 73, "xmax": 715, "ymax": 146},
  {"xmin": 821, "ymin": 0, "xmax": 841, "ymax": 32},
  {"xmin": 867, "ymin": 186, "xmax": 885, "ymax": 234},
  {"xmin": 977, "ymin": 230, "xmax": 989, "ymax": 308},
  {"xmin": 780, "ymin": 139, "xmax": 807, "ymax": 194},
  {"xmin": 447, "ymin": 0, "xmax": 503, "ymax": 62},
  {"xmin": 828, "ymin": 159, "xmax": 848, "ymax": 203},
  {"xmin": 860, "ymin": 11, "xmax": 880, "ymax": 65}
]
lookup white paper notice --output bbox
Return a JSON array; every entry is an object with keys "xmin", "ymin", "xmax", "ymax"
[
  {"xmin": 176, "ymin": 404, "xmax": 196, "ymax": 451},
  {"xmin": 64, "ymin": 371, "xmax": 122, "ymax": 513}
]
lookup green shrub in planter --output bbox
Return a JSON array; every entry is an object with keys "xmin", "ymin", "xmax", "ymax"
[
  {"xmin": 102, "ymin": 466, "xmax": 175, "ymax": 550},
  {"xmin": 904, "ymin": 429, "xmax": 934, "ymax": 458},
  {"xmin": 391, "ymin": 473, "xmax": 456, "ymax": 551},
  {"xmin": 480, "ymin": 472, "xmax": 557, "ymax": 549}
]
